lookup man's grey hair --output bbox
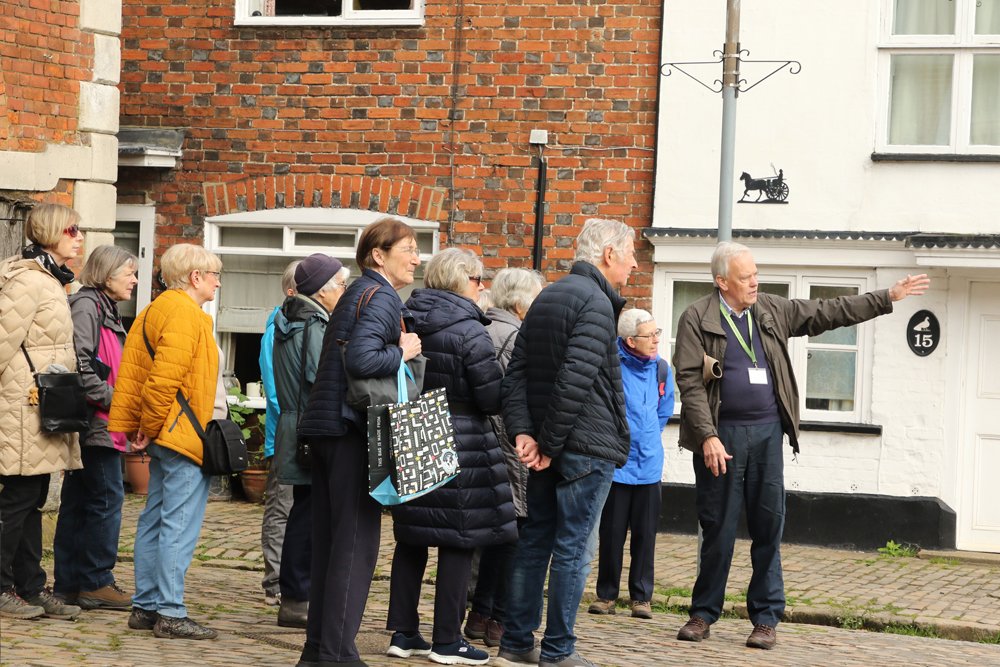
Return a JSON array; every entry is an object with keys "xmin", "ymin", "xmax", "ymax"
[
  {"xmin": 491, "ymin": 268, "xmax": 544, "ymax": 314},
  {"xmin": 574, "ymin": 218, "xmax": 635, "ymax": 265},
  {"xmin": 425, "ymin": 247, "xmax": 484, "ymax": 295},
  {"xmin": 618, "ymin": 308, "xmax": 655, "ymax": 339},
  {"xmin": 281, "ymin": 260, "xmax": 301, "ymax": 295},
  {"xmin": 314, "ymin": 266, "xmax": 351, "ymax": 298},
  {"xmin": 711, "ymin": 241, "xmax": 752, "ymax": 280}
]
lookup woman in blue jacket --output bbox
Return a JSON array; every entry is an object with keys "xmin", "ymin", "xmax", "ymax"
[{"xmin": 589, "ymin": 308, "xmax": 674, "ymax": 620}]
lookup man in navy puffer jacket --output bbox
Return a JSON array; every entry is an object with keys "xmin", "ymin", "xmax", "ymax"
[{"xmin": 499, "ymin": 218, "xmax": 637, "ymax": 667}]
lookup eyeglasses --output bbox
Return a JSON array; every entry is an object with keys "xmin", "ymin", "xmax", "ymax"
[
  {"xmin": 632, "ymin": 328, "xmax": 662, "ymax": 339},
  {"xmin": 201, "ymin": 270, "xmax": 222, "ymax": 280},
  {"xmin": 64, "ymin": 224, "xmax": 81, "ymax": 238},
  {"xmin": 335, "ymin": 280, "xmax": 349, "ymax": 290},
  {"xmin": 468, "ymin": 275, "xmax": 483, "ymax": 285},
  {"xmin": 394, "ymin": 245, "xmax": 420, "ymax": 257}
]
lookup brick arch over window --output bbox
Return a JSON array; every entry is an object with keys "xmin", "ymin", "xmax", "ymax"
[{"xmin": 202, "ymin": 175, "xmax": 446, "ymax": 222}]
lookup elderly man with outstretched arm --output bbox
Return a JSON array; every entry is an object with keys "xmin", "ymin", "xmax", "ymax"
[
  {"xmin": 673, "ymin": 241, "xmax": 929, "ymax": 651},
  {"xmin": 497, "ymin": 218, "xmax": 637, "ymax": 667}
]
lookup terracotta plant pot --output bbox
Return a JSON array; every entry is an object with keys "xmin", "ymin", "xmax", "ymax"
[
  {"xmin": 124, "ymin": 452, "xmax": 151, "ymax": 495},
  {"xmin": 239, "ymin": 468, "xmax": 268, "ymax": 504}
]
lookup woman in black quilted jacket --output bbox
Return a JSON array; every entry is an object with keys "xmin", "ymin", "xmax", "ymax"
[{"xmin": 385, "ymin": 248, "xmax": 517, "ymax": 666}]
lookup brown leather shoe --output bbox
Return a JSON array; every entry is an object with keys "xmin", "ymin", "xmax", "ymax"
[
  {"xmin": 464, "ymin": 610, "xmax": 487, "ymax": 640},
  {"xmin": 587, "ymin": 598, "xmax": 616, "ymax": 615},
  {"xmin": 746, "ymin": 624, "xmax": 777, "ymax": 650},
  {"xmin": 676, "ymin": 616, "xmax": 711, "ymax": 641},
  {"xmin": 630, "ymin": 600, "xmax": 653, "ymax": 619},
  {"xmin": 484, "ymin": 618, "xmax": 503, "ymax": 647}
]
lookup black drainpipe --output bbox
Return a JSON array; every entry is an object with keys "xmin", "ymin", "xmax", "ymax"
[{"xmin": 532, "ymin": 148, "xmax": 547, "ymax": 272}]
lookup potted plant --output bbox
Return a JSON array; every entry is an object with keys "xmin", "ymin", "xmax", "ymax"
[{"xmin": 228, "ymin": 388, "xmax": 268, "ymax": 503}]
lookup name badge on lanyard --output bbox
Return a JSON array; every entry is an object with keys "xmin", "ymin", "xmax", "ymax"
[{"xmin": 720, "ymin": 302, "xmax": 768, "ymax": 386}]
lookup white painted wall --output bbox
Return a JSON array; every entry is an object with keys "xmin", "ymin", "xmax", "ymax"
[{"xmin": 655, "ymin": 1, "xmax": 1000, "ymax": 233}]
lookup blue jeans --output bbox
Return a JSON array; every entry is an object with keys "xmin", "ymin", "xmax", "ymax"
[
  {"xmin": 501, "ymin": 450, "xmax": 615, "ymax": 663},
  {"xmin": 132, "ymin": 443, "xmax": 210, "ymax": 619},
  {"xmin": 691, "ymin": 421, "xmax": 786, "ymax": 627},
  {"xmin": 53, "ymin": 446, "xmax": 125, "ymax": 595}
]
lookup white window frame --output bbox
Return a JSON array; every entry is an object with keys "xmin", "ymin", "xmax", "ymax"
[
  {"xmin": 204, "ymin": 207, "xmax": 439, "ymax": 373},
  {"xmin": 234, "ymin": 0, "xmax": 424, "ymax": 27},
  {"xmin": 876, "ymin": 0, "xmax": 1000, "ymax": 155},
  {"xmin": 115, "ymin": 204, "xmax": 156, "ymax": 316},
  {"xmin": 661, "ymin": 269, "xmax": 876, "ymax": 424}
]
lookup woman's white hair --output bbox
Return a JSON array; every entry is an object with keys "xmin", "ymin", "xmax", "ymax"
[
  {"xmin": 315, "ymin": 266, "xmax": 351, "ymax": 298},
  {"xmin": 711, "ymin": 241, "xmax": 751, "ymax": 280},
  {"xmin": 491, "ymin": 268, "xmax": 544, "ymax": 314},
  {"xmin": 425, "ymin": 247, "xmax": 483, "ymax": 295},
  {"xmin": 618, "ymin": 308, "xmax": 654, "ymax": 339},
  {"xmin": 574, "ymin": 218, "xmax": 635, "ymax": 265}
]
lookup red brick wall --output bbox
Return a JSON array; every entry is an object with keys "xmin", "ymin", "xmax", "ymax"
[
  {"xmin": 118, "ymin": 0, "xmax": 661, "ymax": 304},
  {"xmin": 0, "ymin": 0, "xmax": 92, "ymax": 152}
]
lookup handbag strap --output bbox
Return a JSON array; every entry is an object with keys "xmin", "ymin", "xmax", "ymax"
[
  {"xmin": 395, "ymin": 361, "xmax": 414, "ymax": 403},
  {"xmin": 20, "ymin": 343, "xmax": 37, "ymax": 374},
  {"xmin": 354, "ymin": 284, "xmax": 408, "ymax": 334},
  {"xmin": 497, "ymin": 329, "xmax": 517, "ymax": 361},
  {"xmin": 142, "ymin": 312, "xmax": 208, "ymax": 440}
]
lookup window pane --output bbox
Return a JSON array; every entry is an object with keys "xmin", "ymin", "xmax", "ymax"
[
  {"xmin": 805, "ymin": 350, "xmax": 856, "ymax": 412},
  {"xmin": 670, "ymin": 281, "xmax": 714, "ymax": 336},
  {"xmin": 219, "ymin": 226, "xmax": 283, "ymax": 249},
  {"xmin": 893, "ymin": 0, "xmax": 955, "ymax": 35},
  {"xmin": 971, "ymin": 55, "xmax": 1000, "ymax": 146},
  {"xmin": 976, "ymin": 0, "xmax": 1000, "ymax": 35},
  {"xmin": 809, "ymin": 285, "xmax": 859, "ymax": 345},
  {"xmin": 889, "ymin": 54, "xmax": 953, "ymax": 146},
  {"xmin": 759, "ymin": 282, "xmax": 789, "ymax": 299}
]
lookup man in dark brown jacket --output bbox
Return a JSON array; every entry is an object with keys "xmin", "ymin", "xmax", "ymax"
[{"xmin": 673, "ymin": 242, "xmax": 929, "ymax": 651}]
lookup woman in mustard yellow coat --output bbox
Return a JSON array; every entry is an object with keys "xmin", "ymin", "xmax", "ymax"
[{"xmin": 109, "ymin": 243, "xmax": 222, "ymax": 641}]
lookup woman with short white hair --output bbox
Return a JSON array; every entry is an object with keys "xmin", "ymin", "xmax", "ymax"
[
  {"xmin": 386, "ymin": 248, "xmax": 517, "ymax": 665},
  {"xmin": 464, "ymin": 267, "xmax": 544, "ymax": 646},
  {"xmin": 53, "ymin": 245, "xmax": 138, "ymax": 612}
]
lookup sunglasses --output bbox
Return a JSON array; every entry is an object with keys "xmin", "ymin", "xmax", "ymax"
[
  {"xmin": 468, "ymin": 275, "xmax": 483, "ymax": 285},
  {"xmin": 64, "ymin": 224, "xmax": 81, "ymax": 238}
]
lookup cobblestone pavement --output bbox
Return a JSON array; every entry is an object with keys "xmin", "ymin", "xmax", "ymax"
[{"xmin": 1, "ymin": 495, "xmax": 998, "ymax": 666}]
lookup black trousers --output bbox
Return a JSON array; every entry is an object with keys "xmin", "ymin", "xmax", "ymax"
[
  {"xmin": 305, "ymin": 431, "xmax": 382, "ymax": 662},
  {"xmin": 595, "ymin": 481, "xmax": 661, "ymax": 602},
  {"xmin": 279, "ymin": 483, "xmax": 312, "ymax": 602},
  {"xmin": 0, "ymin": 473, "xmax": 50, "ymax": 596},
  {"xmin": 387, "ymin": 542, "xmax": 474, "ymax": 645},
  {"xmin": 470, "ymin": 517, "xmax": 523, "ymax": 621}
]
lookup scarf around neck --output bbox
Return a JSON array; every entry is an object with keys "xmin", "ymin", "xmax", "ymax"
[{"xmin": 22, "ymin": 244, "xmax": 75, "ymax": 286}]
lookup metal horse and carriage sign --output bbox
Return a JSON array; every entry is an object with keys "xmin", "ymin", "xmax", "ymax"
[{"xmin": 738, "ymin": 167, "xmax": 789, "ymax": 203}]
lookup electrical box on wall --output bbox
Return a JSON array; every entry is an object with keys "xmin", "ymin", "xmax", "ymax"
[{"xmin": 529, "ymin": 129, "xmax": 549, "ymax": 145}]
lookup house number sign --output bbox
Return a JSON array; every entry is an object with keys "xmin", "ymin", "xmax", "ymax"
[{"xmin": 906, "ymin": 310, "xmax": 939, "ymax": 357}]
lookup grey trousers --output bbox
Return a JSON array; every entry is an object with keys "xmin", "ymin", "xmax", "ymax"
[{"xmin": 260, "ymin": 458, "xmax": 294, "ymax": 596}]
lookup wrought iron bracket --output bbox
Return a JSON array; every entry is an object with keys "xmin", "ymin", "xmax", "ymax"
[{"xmin": 660, "ymin": 49, "xmax": 801, "ymax": 94}]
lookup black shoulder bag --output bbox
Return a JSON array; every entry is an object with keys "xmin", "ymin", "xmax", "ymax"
[
  {"xmin": 142, "ymin": 316, "xmax": 248, "ymax": 475},
  {"xmin": 22, "ymin": 343, "xmax": 89, "ymax": 434}
]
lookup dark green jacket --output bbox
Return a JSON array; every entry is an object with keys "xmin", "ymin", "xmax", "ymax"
[
  {"xmin": 273, "ymin": 294, "xmax": 329, "ymax": 485},
  {"xmin": 672, "ymin": 289, "xmax": 893, "ymax": 455}
]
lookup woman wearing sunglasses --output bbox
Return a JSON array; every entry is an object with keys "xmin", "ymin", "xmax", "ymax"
[{"xmin": 0, "ymin": 203, "xmax": 85, "ymax": 621}]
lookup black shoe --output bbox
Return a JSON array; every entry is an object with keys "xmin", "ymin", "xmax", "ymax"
[
  {"xmin": 128, "ymin": 607, "xmax": 159, "ymax": 630},
  {"xmin": 278, "ymin": 598, "xmax": 308, "ymax": 628},
  {"xmin": 152, "ymin": 615, "xmax": 218, "ymax": 640}
]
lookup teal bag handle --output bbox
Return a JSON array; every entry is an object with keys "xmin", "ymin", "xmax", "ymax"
[{"xmin": 396, "ymin": 360, "xmax": 416, "ymax": 404}]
